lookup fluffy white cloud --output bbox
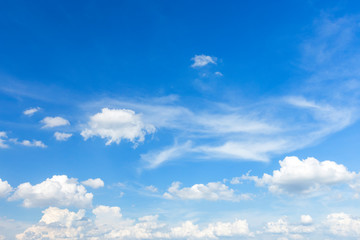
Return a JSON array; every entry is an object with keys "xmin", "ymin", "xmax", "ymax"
[
  {"xmin": 54, "ymin": 132, "xmax": 72, "ymax": 141},
  {"xmin": 163, "ymin": 181, "xmax": 250, "ymax": 201},
  {"xmin": 0, "ymin": 132, "xmax": 8, "ymax": 148},
  {"xmin": 327, "ymin": 212, "xmax": 360, "ymax": 237},
  {"xmin": 300, "ymin": 215, "xmax": 313, "ymax": 225},
  {"xmin": 9, "ymin": 175, "xmax": 93, "ymax": 208},
  {"xmin": 81, "ymin": 108, "xmax": 155, "ymax": 146},
  {"xmin": 17, "ymin": 205, "xmax": 252, "ymax": 239},
  {"xmin": 81, "ymin": 178, "xmax": 104, "ymax": 189},
  {"xmin": 0, "ymin": 178, "xmax": 12, "ymax": 197},
  {"xmin": 41, "ymin": 116, "xmax": 70, "ymax": 128},
  {"xmin": 23, "ymin": 107, "xmax": 40, "ymax": 116},
  {"xmin": 191, "ymin": 54, "xmax": 217, "ymax": 67},
  {"xmin": 242, "ymin": 156, "xmax": 357, "ymax": 194}
]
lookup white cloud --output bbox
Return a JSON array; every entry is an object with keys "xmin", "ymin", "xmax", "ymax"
[
  {"xmin": 17, "ymin": 205, "xmax": 252, "ymax": 239},
  {"xmin": 9, "ymin": 175, "xmax": 93, "ymax": 208},
  {"xmin": 81, "ymin": 108, "xmax": 155, "ymax": 146},
  {"xmin": 0, "ymin": 132, "xmax": 8, "ymax": 149},
  {"xmin": 215, "ymin": 71, "xmax": 223, "ymax": 76},
  {"xmin": 41, "ymin": 116, "xmax": 70, "ymax": 128},
  {"xmin": 54, "ymin": 132, "xmax": 72, "ymax": 141},
  {"xmin": 145, "ymin": 185, "xmax": 158, "ymax": 193},
  {"xmin": 81, "ymin": 178, "xmax": 104, "ymax": 189},
  {"xmin": 0, "ymin": 178, "xmax": 12, "ymax": 197},
  {"xmin": 10, "ymin": 138, "xmax": 47, "ymax": 148},
  {"xmin": 264, "ymin": 216, "xmax": 315, "ymax": 238},
  {"xmin": 301, "ymin": 215, "xmax": 313, "ymax": 225},
  {"xmin": 191, "ymin": 54, "xmax": 217, "ymax": 68},
  {"xmin": 327, "ymin": 212, "xmax": 360, "ymax": 237},
  {"xmin": 242, "ymin": 156, "xmax": 357, "ymax": 195},
  {"xmin": 170, "ymin": 219, "xmax": 252, "ymax": 239},
  {"xmin": 23, "ymin": 107, "xmax": 40, "ymax": 116},
  {"xmin": 163, "ymin": 181, "xmax": 251, "ymax": 201}
]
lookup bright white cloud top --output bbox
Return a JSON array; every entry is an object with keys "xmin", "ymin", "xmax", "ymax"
[
  {"xmin": 81, "ymin": 178, "xmax": 104, "ymax": 189},
  {"xmin": 41, "ymin": 117, "xmax": 70, "ymax": 128},
  {"xmin": 81, "ymin": 108, "xmax": 155, "ymax": 145},
  {"xmin": 9, "ymin": 175, "xmax": 93, "ymax": 208},
  {"xmin": 242, "ymin": 156, "xmax": 358, "ymax": 194}
]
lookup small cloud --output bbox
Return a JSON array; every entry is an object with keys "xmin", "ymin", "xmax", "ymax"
[
  {"xmin": 191, "ymin": 54, "xmax": 217, "ymax": 68},
  {"xmin": 23, "ymin": 107, "xmax": 40, "ymax": 116},
  {"xmin": 0, "ymin": 132, "xmax": 8, "ymax": 149},
  {"xmin": 145, "ymin": 185, "xmax": 158, "ymax": 193},
  {"xmin": 163, "ymin": 181, "xmax": 251, "ymax": 201},
  {"xmin": 81, "ymin": 178, "xmax": 104, "ymax": 189},
  {"xmin": 10, "ymin": 139, "xmax": 47, "ymax": 148},
  {"xmin": 41, "ymin": 116, "xmax": 70, "ymax": 128},
  {"xmin": 54, "ymin": 132, "xmax": 72, "ymax": 141},
  {"xmin": 215, "ymin": 71, "xmax": 223, "ymax": 76},
  {"xmin": 81, "ymin": 108, "xmax": 155, "ymax": 146}
]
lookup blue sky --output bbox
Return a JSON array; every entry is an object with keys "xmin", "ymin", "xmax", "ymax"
[{"xmin": 2, "ymin": 0, "xmax": 360, "ymax": 239}]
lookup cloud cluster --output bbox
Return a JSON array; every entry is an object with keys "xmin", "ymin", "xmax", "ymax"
[
  {"xmin": 327, "ymin": 212, "xmax": 360, "ymax": 237},
  {"xmin": 17, "ymin": 206, "xmax": 252, "ymax": 239},
  {"xmin": 81, "ymin": 108, "xmax": 155, "ymax": 146},
  {"xmin": 163, "ymin": 181, "xmax": 250, "ymax": 201},
  {"xmin": 9, "ymin": 175, "xmax": 94, "ymax": 208},
  {"xmin": 242, "ymin": 156, "xmax": 357, "ymax": 194},
  {"xmin": 41, "ymin": 116, "xmax": 70, "ymax": 128}
]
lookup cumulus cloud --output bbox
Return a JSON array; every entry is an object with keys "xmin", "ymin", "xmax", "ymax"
[
  {"xmin": 81, "ymin": 108, "xmax": 155, "ymax": 146},
  {"xmin": 301, "ymin": 215, "xmax": 313, "ymax": 225},
  {"xmin": 41, "ymin": 116, "xmax": 70, "ymax": 128},
  {"xmin": 54, "ymin": 132, "xmax": 72, "ymax": 141},
  {"xmin": 81, "ymin": 178, "xmax": 104, "ymax": 189},
  {"xmin": 9, "ymin": 175, "xmax": 93, "ymax": 208},
  {"xmin": 17, "ymin": 206, "xmax": 252, "ymax": 239},
  {"xmin": 327, "ymin": 212, "xmax": 360, "ymax": 237},
  {"xmin": 242, "ymin": 156, "xmax": 357, "ymax": 194},
  {"xmin": 191, "ymin": 54, "xmax": 217, "ymax": 68},
  {"xmin": 0, "ymin": 132, "xmax": 8, "ymax": 148},
  {"xmin": 23, "ymin": 107, "xmax": 40, "ymax": 116},
  {"xmin": 0, "ymin": 178, "xmax": 12, "ymax": 197},
  {"xmin": 163, "ymin": 181, "xmax": 251, "ymax": 201}
]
